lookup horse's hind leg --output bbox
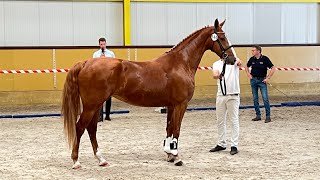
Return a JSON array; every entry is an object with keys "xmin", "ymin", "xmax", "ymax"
[
  {"xmin": 87, "ymin": 109, "xmax": 108, "ymax": 167},
  {"xmin": 71, "ymin": 107, "xmax": 95, "ymax": 169}
]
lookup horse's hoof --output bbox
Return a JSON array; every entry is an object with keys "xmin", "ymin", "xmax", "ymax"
[
  {"xmin": 99, "ymin": 160, "xmax": 109, "ymax": 167},
  {"xmin": 167, "ymin": 154, "xmax": 175, "ymax": 162},
  {"xmin": 174, "ymin": 159, "xmax": 183, "ymax": 166},
  {"xmin": 72, "ymin": 161, "xmax": 81, "ymax": 169}
]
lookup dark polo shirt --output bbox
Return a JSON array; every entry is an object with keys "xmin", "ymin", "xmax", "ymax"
[{"xmin": 247, "ymin": 55, "xmax": 274, "ymax": 78}]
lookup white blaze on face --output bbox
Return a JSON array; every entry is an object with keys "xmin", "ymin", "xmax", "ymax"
[{"xmin": 227, "ymin": 38, "xmax": 238, "ymax": 59}]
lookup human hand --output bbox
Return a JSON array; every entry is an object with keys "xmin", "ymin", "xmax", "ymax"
[
  {"xmin": 263, "ymin": 78, "xmax": 269, "ymax": 84},
  {"xmin": 235, "ymin": 59, "xmax": 242, "ymax": 66}
]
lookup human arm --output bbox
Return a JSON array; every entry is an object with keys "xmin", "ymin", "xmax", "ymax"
[
  {"xmin": 212, "ymin": 61, "xmax": 221, "ymax": 79},
  {"xmin": 235, "ymin": 58, "xmax": 242, "ymax": 67},
  {"xmin": 245, "ymin": 67, "xmax": 252, "ymax": 79},
  {"xmin": 245, "ymin": 58, "xmax": 252, "ymax": 79},
  {"xmin": 213, "ymin": 69, "xmax": 220, "ymax": 79},
  {"xmin": 263, "ymin": 57, "xmax": 275, "ymax": 84},
  {"xmin": 263, "ymin": 66, "xmax": 276, "ymax": 84}
]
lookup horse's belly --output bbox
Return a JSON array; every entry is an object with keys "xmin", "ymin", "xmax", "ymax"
[{"xmin": 113, "ymin": 92, "xmax": 173, "ymax": 107}]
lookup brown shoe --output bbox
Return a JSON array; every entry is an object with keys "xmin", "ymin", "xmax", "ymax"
[
  {"xmin": 252, "ymin": 116, "xmax": 262, "ymax": 121},
  {"xmin": 265, "ymin": 117, "xmax": 271, "ymax": 123}
]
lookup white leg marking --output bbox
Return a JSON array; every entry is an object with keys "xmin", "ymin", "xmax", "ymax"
[
  {"xmin": 95, "ymin": 149, "xmax": 108, "ymax": 166},
  {"xmin": 72, "ymin": 160, "xmax": 81, "ymax": 169},
  {"xmin": 164, "ymin": 136, "xmax": 172, "ymax": 154}
]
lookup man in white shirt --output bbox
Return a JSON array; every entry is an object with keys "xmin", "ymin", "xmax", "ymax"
[
  {"xmin": 93, "ymin": 37, "xmax": 115, "ymax": 122},
  {"xmin": 93, "ymin": 38, "xmax": 115, "ymax": 59},
  {"xmin": 209, "ymin": 58, "xmax": 242, "ymax": 155}
]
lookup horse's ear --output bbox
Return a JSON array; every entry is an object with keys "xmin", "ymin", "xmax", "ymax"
[
  {"xmin": 220, "ymin": 19, "xmax": 226, "ymax": 27},
  {"xmin": 214, "ymin": 19, "xmax": 219, "ymax": 30}
]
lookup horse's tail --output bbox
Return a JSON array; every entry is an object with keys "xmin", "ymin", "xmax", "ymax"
[{"xmin": 61, "ymin": 62, "xmax": 83, "ymax": 149}]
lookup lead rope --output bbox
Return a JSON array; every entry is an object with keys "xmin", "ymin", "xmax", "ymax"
[{"xmin": 219, "ymin": 60, "xmax": 227, "ymax": 96}]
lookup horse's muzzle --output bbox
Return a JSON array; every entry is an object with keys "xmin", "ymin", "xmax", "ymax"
[{"xmin": 225, "ymin": 56, "xmax": 236, "ymax": 65}]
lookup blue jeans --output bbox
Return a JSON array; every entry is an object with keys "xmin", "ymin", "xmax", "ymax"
[{"xmin": 250, "ymin": 78, "xmax": 270, "ymax": 118}]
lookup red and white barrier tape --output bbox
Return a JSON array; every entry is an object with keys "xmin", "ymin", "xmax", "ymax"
[
  {"xmin": 197, "ymin": 67, "xmax": 320, "ymax": 71},
  {"xmin": 0, "ymin": 69, "xmax": 69, "ymax": 74},
  {"xmin": 0, "ymin": 67, "xmax": 319, "ymax": 74}
]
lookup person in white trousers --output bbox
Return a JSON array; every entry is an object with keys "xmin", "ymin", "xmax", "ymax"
[{"xmin": 210, "ymin": 58, "xmax": 242, "ymax": 155}]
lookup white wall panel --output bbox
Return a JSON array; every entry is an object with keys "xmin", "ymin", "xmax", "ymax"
[
  {"xmin": 105, "ymin": 2, "xmax": 123, "ymax": 45},
  {"xmin": 131, "ymin": 2, "xmax": 318, "ymax": 45},
  {"xmin": 73, "ymin": 2, "xmax": 123, "ymax": 46},
  {"xmin": 131, "ymin": 2, "xmax": 168, "ymax": 45},
  {"xmin": 253, "ymin": 3, "xmax": 281, "ymax": 44},
  {"xmin": 1, "ymin": 1, "xmax": 319, "ymax": 46},
  {"xmin": 318, "ymin": 3, "xmax": 320, "ymax": 43},
  {"xmin": 167, "ymin": 4, "xmax": 197, "ymax": 45},
  {"xmin": 130, "ymin": 3, "xmax": 138, "ymax": 45},
  {"xmin": 39, "ymin": 1, "xmax": 73, "ymax": 46},
  {"xmin": 306, "ymin": 3, "xmax": 317, "ymax": 43},
  {"xmin": 226, "ymin": 3, "xmax": 254, "ymax": 44},
  {"xmin": 0, "ymin": 0, "xmax": 4, "ymax": 46},
  {"xmin": 4, "ymin": 1, "xmax": 39, "ymax": 46},
  {"xmin": 73, "ymin": 2, "xmax": 106, "ymax": 46},
  {"xmin": 281, "ymin": 3, "xmax": 308, "ymax": 44},
  {"xmin": 196, "ymin": 3, "xmax": 226, "ymax": 28}
]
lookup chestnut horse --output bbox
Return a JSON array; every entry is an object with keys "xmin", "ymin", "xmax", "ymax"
[{"xmin": 62, "ymin": 19, "xmax": 236, "ymax": 169}]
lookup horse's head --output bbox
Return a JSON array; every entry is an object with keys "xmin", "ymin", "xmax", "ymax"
[{"xmin": 208, "ymin": 19, "xmax": 236, "ymax": 65}]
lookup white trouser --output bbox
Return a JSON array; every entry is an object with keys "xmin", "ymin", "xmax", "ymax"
[{"xmin": 216, "ymin": 94, "xmax": 240, "ymax": 148}]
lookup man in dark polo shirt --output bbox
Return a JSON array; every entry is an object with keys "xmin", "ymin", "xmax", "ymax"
[{"xmin": 245, "ymin": 45, "xmax": 276, "ymax": 123}]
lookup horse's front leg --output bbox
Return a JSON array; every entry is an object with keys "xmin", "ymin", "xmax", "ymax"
[{"xmin": 169, "ymin": 103, "xmax": 188, "ymax": 166}]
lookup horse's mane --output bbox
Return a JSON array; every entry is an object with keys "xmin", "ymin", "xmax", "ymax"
[{"xmin": 166, "ymin": 26, "xmax": 211, "ymax": 53}]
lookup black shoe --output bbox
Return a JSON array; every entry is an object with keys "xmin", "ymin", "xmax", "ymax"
[
  {"xmin": 105, "ymin": 117, "xmax": 111, "ymax": 121},
  {"xmin": 230, "ymin": 147, "xmax": 238, "ymax": 155},
  {"xmin": 265, "ymin": 117, "xmax": 271, "ymax": 123},
  {"xmin": 252, "ymin": 117, "xmax": 262, "ymax": 121},
  {"xmin": 209, "ymin": 145, "xmax": 226, "ymax": 152},
  {"xmin": 98, "ymin": 118, "xmax": 103, "ymax": 122}
]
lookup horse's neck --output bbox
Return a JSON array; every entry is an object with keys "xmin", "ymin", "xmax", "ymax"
[{"xmin": 175, "ymin": 28, "xmax": 212, "ymax": 74}]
